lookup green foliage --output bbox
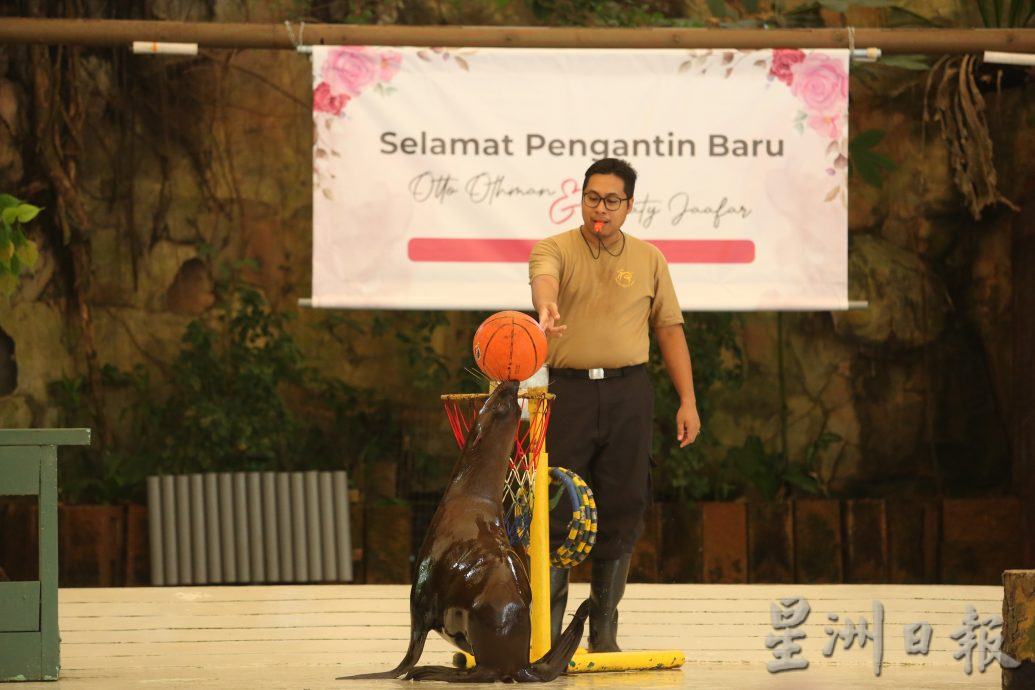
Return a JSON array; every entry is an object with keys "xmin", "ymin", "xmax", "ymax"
[
  {"xmin": 372, "ymin": 310, "xmax": 452, "ymax": 392},
  {"xmin": 49, "ymin": 279, "xmax": 404, "ymax": 502},
  {"xmin": 703, "ymin": 0, "xmax": 951, "ymax": 28},
  {"xmin": 321, "ymin": 308, "xmax": 481, "ymax": 393},
  {"xmin": 817, "ymin": 0, "xmax": 907, "ymax": 12},
  {"xmin": 849, "ymin": 129, "xmax": 897, "ymax": 188},
  {"xmin": 0, "ymin": 194, "xmax": 41, "ymax": 296},
  {"xmin": 647, "ymin": 313, "xmax": 845, "ymax": 502},
  {"xmin": 340, "ymin": 3, "xmax": 383, "ymax": 24},
  {"xmin": 48, "ymin": 368, "xmax": 153, "ymax": 504},
  {"xmin": 816, "ymin": 0, "xmax": 945, "ymax": 26},
  {"xmin": 704, "ymin": 0, "xmax": 823, "ymax": 26},
  {"xmin": 648, "ymin": 313, "xmax": 745, "ymax": 501},
  {"xmin": 876, "ymin": 55, "xmax": 934, "ymax": 71},
  {"xmin": 529, "ymin": 0, "xmax": 669, "ymax": 26},
  {"xmin": 975, "ymin": 0, "xmax": 1034, "ymax": 26},
  {"xmin": 148, "ymin": 287, "xmax": 305, "ymax": 473},
  {"xmin": 721, "ymin": 430, "xmax": 840, "ymax": 501},
  {"xmin": 140, "ymin": 284, "xmax": 398, "ymax": 476},
  {"xmin": 721, "ymin": 435, "xmax": 785, "ymax": 499}
]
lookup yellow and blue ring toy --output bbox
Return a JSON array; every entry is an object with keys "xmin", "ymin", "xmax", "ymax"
[{"xmin": 508, "ymin": 466, "xmax": 596, "ymax": 569}]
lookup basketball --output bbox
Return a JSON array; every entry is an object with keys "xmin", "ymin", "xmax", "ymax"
[{"xmin": 472, "ymin": 311, "xmax": 548, "ymax": 382}]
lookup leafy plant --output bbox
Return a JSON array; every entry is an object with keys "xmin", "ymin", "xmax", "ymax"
[
  {"xmin": 48, "ymin": 278, "xmax": 407, "ymax": 502},
  {"xmin": 528, "ymin": 0, "xmax": 669, "ymax": 26},
  {"xmin": 140, "ymin": 284, "xmax": 402, "ymax": 476},
  {"xmin": 648, "ymin": 312, "xmax": 745, "ymax": 502},
  {"xmin": 849, "ymin": 129, "xmax": 897, "ymax": 188},
  {"xmin": 816, "ymin": 0, "xmax": 946, "ymax": 25},
  {"xmin": 974, "ymin": 0, "xmax": 1034, "ymax": 26},
  {"xmin": 48, "ymin": 368, "xmax": 153, "ymax": 504},
  {"xmin": 703, "ymin": 0, "xmax": 824, "ymax": 27},
  {"xmin": 372, "ymin": 310, "xmax": 453, "ymax": 393},
  {"xmin": 0, "ymin": 194, "xmax": 41, "ymax": 296},
  {"xmin": 722, "ymin": 430, "xmax": 840, "ymax": 501}
]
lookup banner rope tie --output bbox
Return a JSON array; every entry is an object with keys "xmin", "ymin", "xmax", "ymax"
[{"xmin": 285, "ymin": 20, "xmax": 311, "ymax": 54}]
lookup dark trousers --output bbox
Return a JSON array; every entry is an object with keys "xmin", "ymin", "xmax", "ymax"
[{"xmin": 546, "ymin": 367, "xmax": 653, "ymax": 560}]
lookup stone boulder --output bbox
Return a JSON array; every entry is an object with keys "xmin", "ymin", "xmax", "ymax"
[{"xmin": 833, "ymin": 233, "xmax": 951, "ymax": 349}]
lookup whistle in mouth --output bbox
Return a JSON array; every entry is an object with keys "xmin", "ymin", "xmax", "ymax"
[{"xmin": 593, "ymin": 220, "xmax": 604, "ymax": 233}]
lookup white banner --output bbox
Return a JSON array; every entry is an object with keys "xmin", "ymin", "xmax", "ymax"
[{"xmin": 311, "ymin": 46, "xmax": 849, "ymax": 311}]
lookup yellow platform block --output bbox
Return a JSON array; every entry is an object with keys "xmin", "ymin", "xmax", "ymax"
[
  {"xmin": 453, "ymin": 649, "xmax": 685, "ymax": 673},
  {"xmin": 568, "ymin": 650, "xmax": 685, "ymax": 672}
]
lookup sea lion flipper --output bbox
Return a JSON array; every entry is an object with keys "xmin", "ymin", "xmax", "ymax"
[
  {"xmin": 519, "ymin": 599, "xmax": 591, "ymax": 682},
  {"xmin": 337, "ymin": 625, "xmax": 429, "ymax": 680}
]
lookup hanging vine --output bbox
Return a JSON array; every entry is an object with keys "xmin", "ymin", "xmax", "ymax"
[
  {"xmin": 924, "ymin": 54, "xmax": 1020, "ymax": 220},
  {"xmin": 26, "ymin": 18, "xmax": 115, "ymax": 448}
]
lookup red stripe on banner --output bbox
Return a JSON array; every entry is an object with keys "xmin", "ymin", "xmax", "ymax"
[
  {"xmin": 408, "ymin": 238, "xmax": 756, "ymax": 264},
  {"xmin": 647, "ymin": 239, "xmax": 756, "ymax": 264},
  {"xmin": 408, "ymin": 238, "xmax": 538, "ymax": 263}
]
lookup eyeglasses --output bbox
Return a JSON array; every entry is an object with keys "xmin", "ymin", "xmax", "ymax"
[{"xmin": 582, "ymin": 191, "xmax": 628, "ymax": 211}]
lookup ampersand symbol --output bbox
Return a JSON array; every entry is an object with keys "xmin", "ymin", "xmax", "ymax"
[{"xmin": 548, "ymin": 178, "xmax": 581, "ymax": 225}]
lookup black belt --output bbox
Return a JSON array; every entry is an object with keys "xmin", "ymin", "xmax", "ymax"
[{"xmin": 550, "ymin": 364, "xmax": 645, "ymax": 380}]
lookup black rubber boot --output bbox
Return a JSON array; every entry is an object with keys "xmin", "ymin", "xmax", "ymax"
[
  {"xmin": 587, "ymin": 555, "xmax": 631, "ymax": 653},
  {"xmin": 549, "ymin": 566, "xmax": 570, "ymax": 645}
]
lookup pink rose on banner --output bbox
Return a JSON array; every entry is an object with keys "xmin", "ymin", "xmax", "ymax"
[
  {"xmin": 380, "ymin": 51, "xmax": 402, "ymax": 81},
  {"xmin": 769, "ymin": 49, "xmax": 805, "ymax": 86},
  {"xmin": 313, "ymin": 82, "xmax": 350, "ymax": 115},
  {"xmin": 313, "ymin": 48, "xmax": 404, "ymax": 116},
  {"xmin": 322, "ymin": 46, "xmax": 381, "ymax": 97},
  {"xmin": 809, "ymin": 113, "xmax": 844, "ymax": 140},
  {"xmin": 766, "ymin": 50, "xmax": 849, "ymax": 205},
  {"xmin": 790, "ymin": 53, "xmax": 848, "ymax": 116}
]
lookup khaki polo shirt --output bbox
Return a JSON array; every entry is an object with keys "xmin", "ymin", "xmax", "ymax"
[{"xmin": 528, "ymin": 227, "xmax": 684, "ymax": 369}]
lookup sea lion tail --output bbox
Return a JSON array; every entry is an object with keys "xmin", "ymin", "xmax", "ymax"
[
  {"xmin": 337, "ymin": 626, "xmax": 427, "ymax": 680},
  {"xmin": 520, "ymin": 599, "xmax": 591, "ymax": 682}
]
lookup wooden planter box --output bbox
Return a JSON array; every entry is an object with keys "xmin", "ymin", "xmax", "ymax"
[
  {"xmin": 0, "ymin": 503, "xmax": 148, "ymax": 588},
  {"xmin": 535, "ymin": 497, "xmax": 1028, "ymax": 586},
  {"xmin": 638, "ymin": 497, "xmax": 1025, "ymax": 585}
]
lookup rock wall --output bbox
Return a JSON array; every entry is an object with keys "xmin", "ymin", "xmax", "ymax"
[{"xmin": 0, "ymin": 2, "xmax": 1031, "ymax": 501}]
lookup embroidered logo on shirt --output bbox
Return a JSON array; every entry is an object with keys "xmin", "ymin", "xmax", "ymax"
[{"xmin": 615, "ymin": 269, "xmax": 634, "ymax": 288}]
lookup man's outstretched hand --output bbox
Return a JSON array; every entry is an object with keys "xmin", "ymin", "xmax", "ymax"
[{"xmin": 538, "ymin": 302, "xmax": 567, "ymax": 337}]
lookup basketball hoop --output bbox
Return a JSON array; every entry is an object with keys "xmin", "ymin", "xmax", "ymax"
[{"xmin": 441, "ymin": 389, "xmax": 552, "ymax": 549}]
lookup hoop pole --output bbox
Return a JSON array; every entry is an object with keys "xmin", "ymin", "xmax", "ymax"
[{"xmin": 527, "ymin": 388, "xmax": 552, "ymax": 661}]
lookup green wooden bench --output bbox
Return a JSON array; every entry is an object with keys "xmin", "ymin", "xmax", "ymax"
[{"xmin": 0, "ymin": 429, "xmax": 90, "ymax": 682}]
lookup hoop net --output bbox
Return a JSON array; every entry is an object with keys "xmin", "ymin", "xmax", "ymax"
[{"xmin": 441, "ymin": 390, "xmax": 553, "ymax": 549}]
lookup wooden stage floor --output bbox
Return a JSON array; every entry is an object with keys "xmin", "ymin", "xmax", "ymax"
[{"xmin": 15, "ymin": 583, "xmax": 1005, "ymax": 689}]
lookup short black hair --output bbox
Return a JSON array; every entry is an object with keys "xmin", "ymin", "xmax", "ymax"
[{"xmin": 583, "ymin": 158, "xmax": 637, "ymax": 198}]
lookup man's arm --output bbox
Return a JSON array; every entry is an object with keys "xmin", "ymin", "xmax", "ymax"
[
  {"xmin": 531, "ymin": 274, "xmax": 567, "ymax": 337},
  {"xmin": 655, "ymin": 323, "xmax": 701, "ymax": 447}
]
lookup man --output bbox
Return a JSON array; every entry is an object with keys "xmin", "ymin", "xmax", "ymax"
[{"xmin": 529, "ymin": 157, "xmax": 700, "ymax": 652}]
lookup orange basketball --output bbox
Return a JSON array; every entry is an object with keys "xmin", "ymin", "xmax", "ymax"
[{"xmin": 472, "ymin": 311, "xmax": 548, "ymax": 382}]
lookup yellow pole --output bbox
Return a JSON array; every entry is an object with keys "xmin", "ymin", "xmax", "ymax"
[{"xmin": 527, "ymin": 390, "xmax": 551, "ymax": 661}]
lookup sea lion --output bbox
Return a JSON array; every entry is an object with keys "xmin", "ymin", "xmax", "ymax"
[{"xmin": 341, "ymin": 380, "xmax": 589, "ymax": 682}]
